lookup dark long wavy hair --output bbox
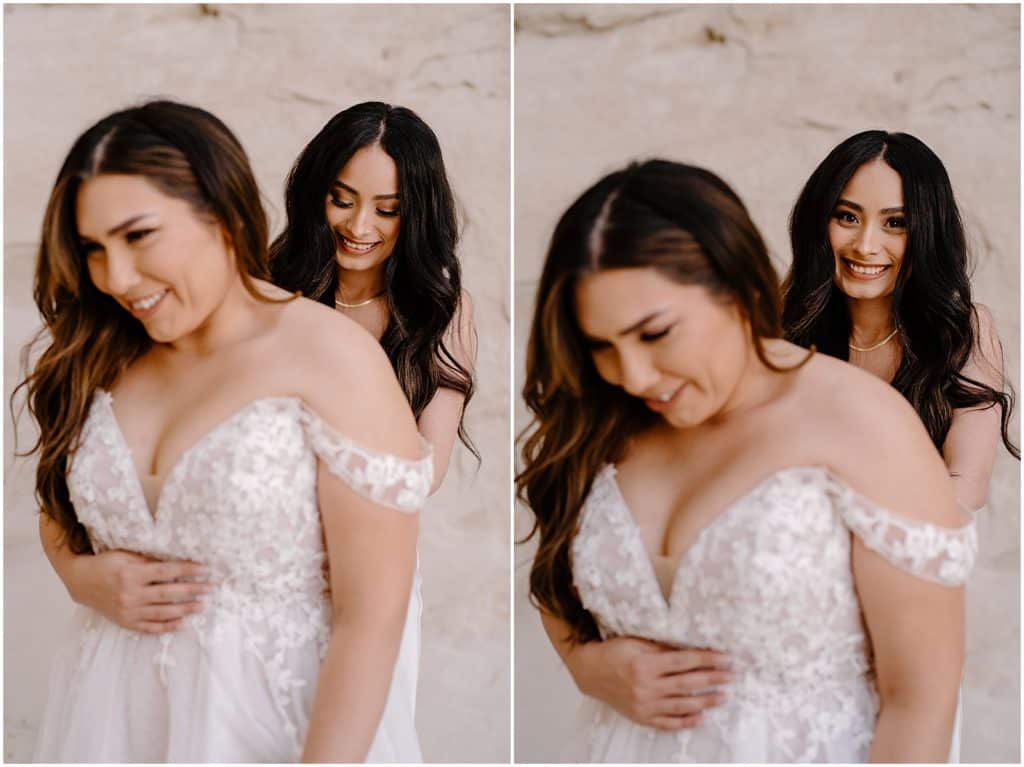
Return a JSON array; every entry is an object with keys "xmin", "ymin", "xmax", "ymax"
[
  {"xmin": 15, "ymin": 100, "xmax": 274, "ymax": 554},
  {"xmin": 517, "ymin": 160, "xmax": 803, "ymax": 643},
  {"xmin": 782, "ymin": 130, "xmax": 1018, "ymax": 458},
  {"xmin": 270, "ymin": 102, "xmax": 475, "ymax": 457}
]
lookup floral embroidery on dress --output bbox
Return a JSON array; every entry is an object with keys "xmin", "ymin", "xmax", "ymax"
[
  {"xmin": 62, "ymin": 391, "xmax": 429, "ymax": 757},
  {"xmin": 570, "ymin": 464, "xmax": 975, "ymax": 763}
]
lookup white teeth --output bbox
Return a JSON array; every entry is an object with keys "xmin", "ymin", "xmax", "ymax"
[
  {"xmin": 658, "ymin": 391, "xmax": 673, "ymax": 402},
  {"xmin": 847, "ymin": 261, "xmax": 887, "ymax": 276},
  {"xmin": 341, "ymin": 235, "xmax": 378, "ymax": 253},
  {"xmin": 130, "ymin": 290, "xmax": 166, "ymax": 311}
]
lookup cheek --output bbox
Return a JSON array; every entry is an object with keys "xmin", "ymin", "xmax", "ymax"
[{"xmin": 890, "ymin": 238, "xmax": 907, "ymax": 267}]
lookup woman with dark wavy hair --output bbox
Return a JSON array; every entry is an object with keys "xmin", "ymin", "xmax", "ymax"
[
  {"xmin": 782, "ymin": 130, "xmax": 1018, "ymax": 511},
  {"xmin": 22, "ymin": 100, "xmax": 431, "ymax": 762},
  {"xmin": 270, "ymin": 101, "xmax": 476, "ymax": 486},
  {"xmin": 519, "ymin": 159, "xmax": 974, "ymax": 762}
]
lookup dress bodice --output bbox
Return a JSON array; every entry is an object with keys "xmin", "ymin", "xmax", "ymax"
[
  {"xmin": 571, "ymin": 464, "xmax": 977, "ymax": 762},
  {"xmin": 69, "ymin": 391, "xmax": 432, "ymax": 615}
]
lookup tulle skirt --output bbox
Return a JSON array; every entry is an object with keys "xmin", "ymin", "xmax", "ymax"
[{"xmin": 33, "ymin": 575, "xmax": 423, "ymax": 763}]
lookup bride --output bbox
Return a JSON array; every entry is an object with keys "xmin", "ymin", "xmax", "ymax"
[
  {"xmin": 517, "ymin": 160, "xmax": 976, "ymax": 761},
  {"xmin": 21, "ymin": 100, "xmax": 430, "ymax": 762}
]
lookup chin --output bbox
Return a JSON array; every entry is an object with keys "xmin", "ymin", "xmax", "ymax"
[
  {"xmin": 836, "ymin": 277, "xmax": 897, "ymax": 302},
  {"xmin": 334, "ymin": 250, "xmax": 390, "ymax": 273}
]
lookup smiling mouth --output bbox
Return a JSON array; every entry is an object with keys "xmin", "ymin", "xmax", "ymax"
[
  {"xmin": 338, "ymin": 233, "xmax": 382, "ymax": 255},
  {"xmin": 644, "ymin": 385, "xmax": 684, "ymax": 411},
  {"xmin": 842, "ymin": 258, "xmax": 891, "ymax": 279},
  {"xmin": 127, "ymin": 289, "xmax": 168, "ymax": 315}
]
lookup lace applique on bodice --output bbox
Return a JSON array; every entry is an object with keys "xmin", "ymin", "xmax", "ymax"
[
  {"xmin": 62, "ymin": 390, "xmax": 432, "ymax": 755},
  {"xmin": 570, "ymin": 464, "xmax": 976, "ymax": 762}
]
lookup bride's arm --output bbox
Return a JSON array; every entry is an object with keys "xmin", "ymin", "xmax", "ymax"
[
  {"xmin": 829, "ymin": 371, "xmax": 966, "ymax": 762},
  {"xmin": 297, "ymin": 311, "xmax": 424, "ymax": 763},
  {"xmin": 301, "ymin": 462, "xmax": 419, "ymax": 762}
]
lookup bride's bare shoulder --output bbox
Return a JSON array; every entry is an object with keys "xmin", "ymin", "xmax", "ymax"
[
  {"xmin": 270, "ymin": 292, "xmax": 418, "ymax": 454},
  {"xmin": 785, "ymin": 346, "xmax": 957, "ymax": 524}
]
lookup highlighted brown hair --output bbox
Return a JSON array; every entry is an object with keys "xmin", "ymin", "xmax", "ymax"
[{"xmin": 15, "ymin": 100, "xmax": 272, "ymax": 554}]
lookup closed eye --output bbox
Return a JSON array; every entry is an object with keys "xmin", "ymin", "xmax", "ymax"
[
  {"xmin": 125, "ymin": 228, "xmax": 155, "ymax": 244},
  {"xmin": 329, "ymin": 196, "xmax": 353, "ymax": 210},
  {"xmin": 640, "ymin": 326, "xmax": 672, "ymax": 343},
  {"xmin": 376, "ymin": 208, "xmax": 399, "ymax": 217}
]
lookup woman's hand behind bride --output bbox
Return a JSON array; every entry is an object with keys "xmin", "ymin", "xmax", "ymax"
[
  {"xmin": 40, "ymin": 515, "xmax": 211, "ymax": 634},
  {"xmin": 541, "ymin": 612, "xmax": 731, "ymax": 730},
  {"xmin": 67, "ymin": 550, "xmax": 212, "ymax": 633}
]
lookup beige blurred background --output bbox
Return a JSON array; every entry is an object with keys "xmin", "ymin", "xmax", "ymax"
[
  {"xmin": 514, "ymin": 4, "xmax": 1020, "ymax": 762},
  {"xmin": 3, "ymin": 4, "xmax": 509, "ymax": 762}
]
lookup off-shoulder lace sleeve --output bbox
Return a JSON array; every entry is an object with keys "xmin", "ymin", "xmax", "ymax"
[
  {"xmin": 299, "ymin": 405, "xmax": 433, "ymax": 514},
  {"xmin": 830, "ymin": 476, "xmax": 977, "ymax": 586}
]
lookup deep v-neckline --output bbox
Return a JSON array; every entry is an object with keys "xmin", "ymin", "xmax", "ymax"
[
  {"xmin": 99, "ymin": 390, "xmax": 300, "ymax": 522},
  {"xmin": 604, "ymin": 464, "xmax": 826, "ymax": 608}
]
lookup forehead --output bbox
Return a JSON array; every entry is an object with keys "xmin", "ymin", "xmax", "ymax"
[
  {"xmin": 573, "ymin": 267, "xmax": 710, "ymax": 336},
  {"xmin": 335, "ymin": 144, "xmax": 399, "ymax": 192},
  {"xmin": 75, "ymin": 174, "xmax": 181, "ymax": 236},
  {"xmin": 840, "ymin": 159, "xmax": 903, "ymax": 207}
]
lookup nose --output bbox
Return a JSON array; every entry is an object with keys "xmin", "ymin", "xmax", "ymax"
[
  {"xmin": 617, "ymin": 348, "xmax": 660, "ymax": 397},
  {"xmin": 102, "ymin": 247, "xmax": 143, "ymax": 296},
  {"xmin": 853, "ymin": 221, "xmax": 880, "ymax": 258},
  {"xmin": 347, "ymin": 204, "xmax": 375, "ymax": 239}
]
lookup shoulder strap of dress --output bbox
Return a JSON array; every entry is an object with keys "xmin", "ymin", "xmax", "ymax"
[
  {"xmin": 829, "ymin": 474, "xmax": 977, "ymax": 586},
  {"xmin": 299, "ymin": 405, "xmax": 433, "ymax": 514}
]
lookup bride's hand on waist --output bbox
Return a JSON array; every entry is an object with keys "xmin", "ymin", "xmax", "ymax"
[
  {"xmin": 67, "ymin": 550, "xmax": 213, "ymax": 634},
  {"xmin": 570, "ymin": 637, "xmax": 732, "ymax": 730}
]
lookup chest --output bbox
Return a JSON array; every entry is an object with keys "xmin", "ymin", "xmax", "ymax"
[
  {"xmin": 68, "ymin": 394, "xmax": 323, "ymax": 568},
  {"xmin": 571, "ymin": 467, "xmax": 865, "ymax": 658},
  {"xmin": 110, "ymin": 353, "xmax": 289, "ymax": 480},
  {"xmin": 614, "ymin": 425, "xmax": 813, "ymax": 563},
  {"xmin": 848, "ymin": 345, "xmax": 901, "ymax": 382}
]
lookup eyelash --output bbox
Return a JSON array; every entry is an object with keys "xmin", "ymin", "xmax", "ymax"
[
  {"xmin": 832, "ymin": 210, "xmax": 906, "ymax": 230},
  {"xmin": 80, "ymin": 228, "xmax": 154, "ymax": 256},
  {"xmin": 125, "ymin": 228, "xmax": 155, "ymax": 243},
  {"xmin": 640, "ymin": 327, "xmax": 671, "ymax": 343},
  {"xmin": 329, "ymin": 196, "xmax": 399, "ymax": 217},
  {"xmin": 585, "ymin": 326, "xmax": 673, "ymax": 351}
]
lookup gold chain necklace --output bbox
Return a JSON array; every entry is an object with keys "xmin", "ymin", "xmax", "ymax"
[
  {"xmin": 848, "ymin": 328, "xmax": 898, "ymax": 353},
  {"xmin": 334, "ymin": 292, "xmax": 385, "ymax": 309}
]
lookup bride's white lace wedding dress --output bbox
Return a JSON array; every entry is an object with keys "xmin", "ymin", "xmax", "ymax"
[
  {"xmin": 33, "ymin": 391, "xmax": 432, "ymax": 763},
  {"xmin": 570, "ymin": 464, "xmax": 977, "ymax": 763}
]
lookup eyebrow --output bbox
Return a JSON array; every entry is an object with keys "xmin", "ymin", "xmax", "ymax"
[
  {"xmin": 80, "ymin": 213, "xmax": 157, "ymax": 242},
  {"xmin": 332, "ymin": 180, "xmax": 399, "ymax": 201},
  {"xmin": 581, "ymin": 309, "xmax": 667, "ymax": 342},
  {"xmin": 836, "ymin": 198, "xmax": 904, "ymax": 216}
]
